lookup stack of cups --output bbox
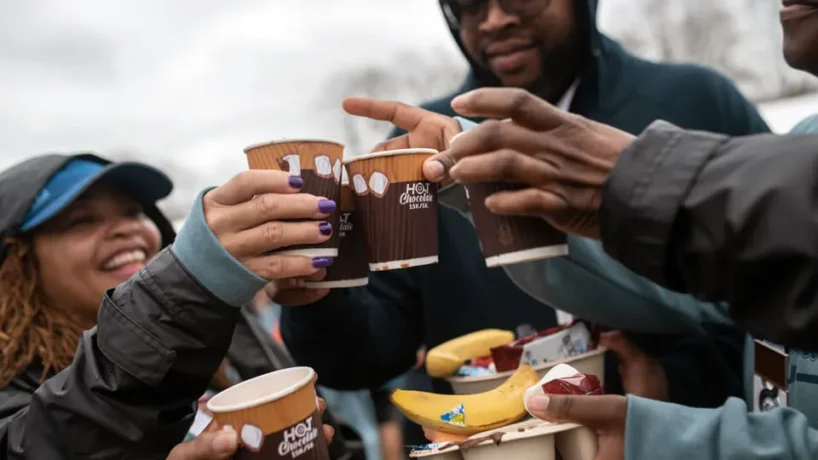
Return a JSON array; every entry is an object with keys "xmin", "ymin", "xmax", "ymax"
[{"xmin": 244, "ymin": 139, "xmax": 371, "ymax": 288}]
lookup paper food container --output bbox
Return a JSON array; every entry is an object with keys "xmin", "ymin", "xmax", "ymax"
[
  {"xmin": 409, "ymin": 419, "xmax": 597, "ymax": 460},
  {"xmin": 447, "ymin": 347, "xmax": 606, "ymax": 395}
]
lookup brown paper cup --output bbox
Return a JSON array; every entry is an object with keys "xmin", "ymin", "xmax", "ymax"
[
  {"xmin": 465, "ymin": 183, "xmax": 567, "ymax": 267},
  {"xmin": 244, "ymin": 139, "xmax": 344, "ymax": 258},
  {"xmin": 343, "ymin": 148, "xmax": 439, "ymax": 271},
  {"xmin": 206, "ymin": 367, "xmax": 329, "ymax": 460},
  {"xmin": 303, "ymin": 182, "xmax": 370, "ymax": 288}
]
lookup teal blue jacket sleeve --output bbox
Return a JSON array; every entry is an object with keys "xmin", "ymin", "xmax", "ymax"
[
  {"xmin": 171, "ymin": 188, "xmax": 269, "ymax": 307},
  {"xmin": 626, "ymin": 396, "xmax": 818, "ymax": 460},
  {"xmin": 503, "ymin": 236, "xmax": 734, "ymax": 335}
]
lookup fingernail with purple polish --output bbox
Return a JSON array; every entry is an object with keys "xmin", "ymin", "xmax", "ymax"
[
  {"xmin": 312, "ymin": 257, "xmax": 334, "ymax": 268},
  {"xmin": 319, "ymin": 222, "xmax": 333, "ymax": 236},
  {"xmin": 289, "ymin": 176, "xmax": 304, "ymax": 189},
  {"xmin": 318, "ymin": 199, "xmax": 336, "ymax": 214}
]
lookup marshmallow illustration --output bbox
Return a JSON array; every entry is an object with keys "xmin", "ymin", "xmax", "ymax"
[
  {"xmin": 240, "ymin": 424, "xmax": 265, "ymax": 451},
  {"xmin": 314, "ymin": 155, "xmax": 332, "ymax": 178},
  {"xmin": 333, "ymin": 159, "xmax": 342, "ymax": 183},
  {"xmin": 282, "ymin": 154, "xmax": 301, "ymax": 176},
  {"xmin": 352, "ymin": 174, "xmax": 368, "ymax": 195},
  {"xmin": 369, "ymin": 171, "xmax": 389, "ymax": 197},
  {"xmin": 523, "ymin": 363, "xmax": 580, "ymax": 417}
]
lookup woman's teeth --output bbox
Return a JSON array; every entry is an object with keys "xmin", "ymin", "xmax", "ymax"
[{"xmin": 103, "ymin": 250, "xmax": 146, "ymax": 271}]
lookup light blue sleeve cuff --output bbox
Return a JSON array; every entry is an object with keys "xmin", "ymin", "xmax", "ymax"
[
  {"xmin": 455, "ymin": 116, "xmax": 478, "ymax": 132},
  {"xmin": 625, "ymin": 396, "xmax": 818, "ymax": 460},
  {"xmin": 502, "ymin": 236, "xmax": 734, "ymax": 335},
  {"xmin": 171, "ymin": 187, "xmax": 268, "ymax": 307}
]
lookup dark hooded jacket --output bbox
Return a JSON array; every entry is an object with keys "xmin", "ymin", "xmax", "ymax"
[
  {"xmin": 281, "ymin": 0, "xmax": 769, "ymax": 412},
  {"xmin": 0, "ymin": 154, "xmax": 358, "ymax": 459}
]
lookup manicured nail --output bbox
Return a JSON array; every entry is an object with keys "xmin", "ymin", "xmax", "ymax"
[
  {"xmin": 426, "ymin": 160, "xmax": 445, "ymax": 181},
  {"xmin": 312, "ymin": 257, "xmax": 334, "ymax": 268},
  {"xmin": 212, "ymin": 430, "xmax": 238, "ymax": 454},
  {"xmin": 528, "ymin": 395, "xmax": 550, "ymax": 411},
  {"xmin": 319, "ymin": 222, "xmax": 333, "ymax": 236},
  {"xmin": 289, "ymin": 175, "xmax": 304, "ymax": 189},
  {"xmin": 318, "ymin": 199, "xmax": 336, "ymax": 214}
]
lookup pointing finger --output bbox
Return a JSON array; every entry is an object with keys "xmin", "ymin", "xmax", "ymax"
[
  {"xmin": 451, "ymin": 88, "xmax": 568, "ymax": 130},
  {"xmin": 449, "ymin": 149, "xmax": 558, "ymax": 185},
  {"xmin": 343, "ymin": 97, "xmax": 429, "ymax": 132}
]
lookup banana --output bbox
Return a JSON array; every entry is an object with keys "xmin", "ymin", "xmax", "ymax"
[
  {"xmin": 426, "ymin": 329, "xmax": 515, "ymax": 378},
  {"xmin": 391, "ymin": 364, "xmax": 538, "ymax": 435}
]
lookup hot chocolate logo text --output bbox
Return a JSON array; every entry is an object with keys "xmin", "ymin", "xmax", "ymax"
[
  {"xmin": 277, "ymin": 416, "xmax": 319, "ymax": 459},
  {"xmin": 399, "ymin": 182, "xmax": 434, "ymax": 210},
  {"xmin": 339, "ymin": 212, "xmax": 353, "ymax": 236}
]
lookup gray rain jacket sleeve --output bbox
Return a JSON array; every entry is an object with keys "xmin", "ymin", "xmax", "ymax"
[
  {"xmin": 602, "ymin": 120, "xmax": 818, "ymax": 350},
  {"xmin": 0, "ymin": 248, "xmax": 240, "ymax": 459},
  {"xmin": 600, "ymin": 120, "xmax": 818, "ymax": 460}
]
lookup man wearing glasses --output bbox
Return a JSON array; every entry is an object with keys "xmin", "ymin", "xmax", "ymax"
[{"xmin": 279, "ymin": 0, "xmax": 771, "ymax": 448}]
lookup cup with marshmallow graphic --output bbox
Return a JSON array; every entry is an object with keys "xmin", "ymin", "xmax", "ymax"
[
  {"xmin": 244, "ymin": 139, "xmax": 345, "ymax": 258},
  {"xmin": 343, "ymin": 148, "xmax": 440, "ymax": 272}
]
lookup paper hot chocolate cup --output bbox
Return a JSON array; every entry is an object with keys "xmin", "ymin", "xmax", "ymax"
[
  {"xmin": 343, "ymin": 149, "xmax": 439, "ymax": 271},
  {"xmin": 465, "ymin": 183, "xmax": 567, "ymax": 267},
  {"xmin": 303, "ymin": 182, "xmax": 370, "ymax": 288},
  {"xmin": 244, "ymin": 139, "xmax": 344, "ymax": 258},
  {"xmin": 206, "ymin": 367, "xmax": 330, "ymax": 460}
]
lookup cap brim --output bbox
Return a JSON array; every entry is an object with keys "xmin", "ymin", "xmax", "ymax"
[{"xmin": 21, "ymin": 162, "xmax": 173, "ymax": 231}]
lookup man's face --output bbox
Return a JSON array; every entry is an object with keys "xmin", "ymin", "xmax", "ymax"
[
  {"xmin": 781, "ymin": 1, "xmax": 818, "ymax": 76},
  {"xmin": 455, "ymin": 0, "xmax": 579, "ymax": 88}
]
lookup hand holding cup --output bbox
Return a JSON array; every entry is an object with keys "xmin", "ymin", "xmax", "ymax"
[{"xmin": 202, "ymin": 170, "xmax": 337, "ymax": 281}]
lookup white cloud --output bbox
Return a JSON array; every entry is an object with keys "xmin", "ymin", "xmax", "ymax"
[{"xmin": 0, "ymin": 0, "xmax": 458, "ymax": 215}]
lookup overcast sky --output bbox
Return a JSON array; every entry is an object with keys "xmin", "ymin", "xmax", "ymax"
[
  {"xmin": 0, "ymin": 1, "xmax": 462, "ymax": 182},
  {"xmin": 2, "ymin": 0, "xmax": 815, "ymax": 218}
]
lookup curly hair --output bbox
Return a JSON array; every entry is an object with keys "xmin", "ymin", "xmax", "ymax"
[
  {"xmin": 0, "ymin": 237, "xmax": 236, "ymax": 391},
  {"xmin": 0, "ymin": 238, "xmax": 92, "ymax": 387}
]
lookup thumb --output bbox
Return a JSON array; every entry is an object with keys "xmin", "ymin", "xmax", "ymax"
[
  {"xmin": 527, "ymin": 394, "xmax": 627, "ymax": 430},
  {"xmin": 167, "ymin": 430, "xmax": 238, "ymax": 460},
  {"xmin": 423, "ymin": 153, "xmax": 456, "ymax": 182},
  {"xmin": 600, "ymin": 331, "xmax": 644, "ymax": 366}
]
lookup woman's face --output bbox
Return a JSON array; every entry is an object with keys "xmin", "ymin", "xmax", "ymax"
[{"xmin": 31, "ymin": 183, "xmax": 162, "ymax": 321}]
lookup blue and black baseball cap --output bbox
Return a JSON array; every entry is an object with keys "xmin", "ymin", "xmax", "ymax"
[
  {"xmin": 21, "ymin": 158, "xmax": 173, "ymax": 231},
  {"xmin": 0, "ymin": 153, "xmax": 176, "ymax": 263}
]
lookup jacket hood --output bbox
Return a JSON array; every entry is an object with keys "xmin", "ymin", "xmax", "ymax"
[
  {"xmin": 0, "ymin": 153, "xmax": 176, "ymax": 264},
  {"xmin": 440, "ymin": 0, "xmax": 602, "ymax": 88}
]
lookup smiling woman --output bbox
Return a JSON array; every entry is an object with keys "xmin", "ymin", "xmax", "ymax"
[
  {"xmin": 0, "ymin": 153, "xmax": 347, "ymax": 459},
  {"xmin": 0, "ymin": 156, "xmax": 173, "ymax": 385}
]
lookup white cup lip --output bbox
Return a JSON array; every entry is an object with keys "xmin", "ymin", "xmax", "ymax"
[
  {"xmin": 206, "ymin": 367, "xmax": 315, "ymax": 413},
  {"xmin": 244, "ymin": 138, "xmax": 346, "ymax": 153},
  {"xmin": 343, "ymin": 148, "xmax": 438, "ymax": 166}
]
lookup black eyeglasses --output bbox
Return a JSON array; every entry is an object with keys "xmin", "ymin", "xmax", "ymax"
[{"xmin": 441, "ymin": 0, "xmax": 549, "ymax": 30}]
